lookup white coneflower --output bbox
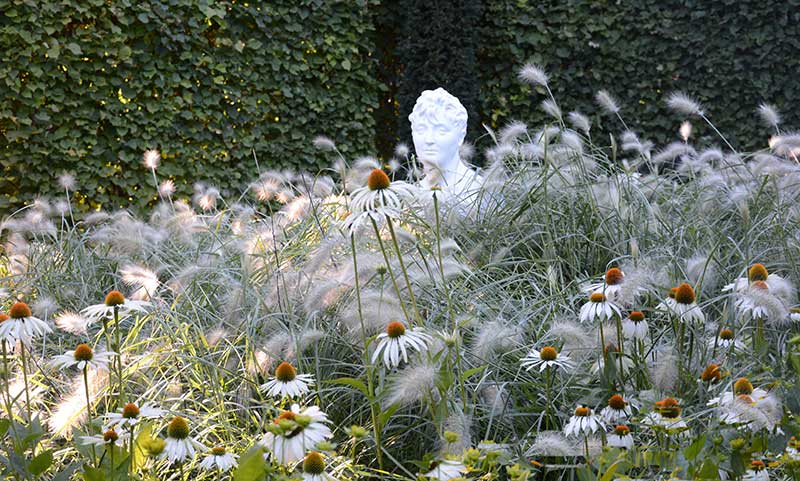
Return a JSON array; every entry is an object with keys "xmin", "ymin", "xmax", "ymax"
[
  {"xmin": 51, "ymin": 344, "xmax": 114, "ymax": 372},
  {"xmin": 312, "ymin": 136, "xmax": 336, "ymax": 152},
  {"xmin": 80, "ymin": 428, "xmax": 130, "ymax": 448},
  {"xmin": 343, "ymin": 169, "xmax": 416, "ymax": 233},
  {"xmin": 790, "ymin": 308, "xmax": 800, "ymax": 323},
  {"xmin": 158, "ymin": 179, "xmax": 176, "ymax": 198},
  {"xmin": 723, "ymin": 264, "xmax": 795, "ymax": 306},
  {"xmin": 595, "ymin": 90, "xmax": 620, "ymax": 115},
  {"xmin": 541, "ymin": 99, "xmax": 562, "ymax": 120},
  {"xmin": 582, "ymin": 267, "xmax": 627, "ymax": 304},
  {"xmin": 59, "ymin": 172, "xmax": 76, "ymax": 190},
  {"xmin": 666, "ymin": 92, "xmax": 704, "ymax": 116},
  {"xmin": 161, "ymin": 416, "xmax": 205, "ymax": 464},
  {"xmin": 81, "ymin": 290, "xmax": 149, "ymax": 323},
  {"xmin": 679, "ymin": 121, "xmax": 693, "ymax": 142},
  {"xmin": 670, "ymin": 283, "xmax": 705, "ymax": 323},
  {"xmin": 199, "ymin": 446, "xmax": 239, "ymax": 472},
  {"xmin": 521, "ymin": 345, "xmax": 573, "ymax": 372},
  {"xmin": 372, "ymin": 321, "xmax": 431, "ymax": 369},
  {"xmin": 568, "ymin": 111, "xmax": 591, "ymax": 134},
  {"xmin": 607, "ymin": 425, "xmax": 634, "ymax": 449},
  {"xmin": 742, "ymin": 460, "xmax": 769, "ymax": 481},
  {"xmin": 757, "ymin": 104, "xmax": 781, "ymax": 130},
  {"xmin": 785, "ymin": 437, "xmax": 800, "ymax": 460},
  {"xmin": 0, "ymin": 301, "xmax": 52, "ymax": 346},
  {"xmin": 579, "ymin": 292, "xmax": 621, "ymax": 323},
  {"xmin": 260, "ymin": 362, "xmax": 315, "ymax": 398},
  {"xmin": 734, "ymin": 281, "xmax": 789, "ymax": 325},
  {"xmin": 423, "ymin": 459, "xmax": 467, "ymax": 481},
  {"xmin": 104, "ymin": 401, "xmax": 164, "ymax": 430},
  {"xmin": 564, "ymin": 406, "xmax": 603, "ymax": 437},
  {"xmin": 642, "ymin": 397, "xmax": 688, "ymax": 431},
  {"xmin": 259, "ymin": 404, "xmax": 332, "ymax": 465},
  {"xmin": 621, "ymin": 311, "xmax": 648, "ymax": 340},
  {"xmin": 700, "ymin": 363, "xmax": 723, "ymax": 383},
  {"xmin": 600, "ymin": 394, "xmax": 632, "ymax": 424},
  {"xmin": 143, "ymin": 149, "xmax": 161, "ymax": 170},
  {"xmin": 518, "ymin": 63, "xmax": 549, "ymax": 87},
  {"xmin": 301, "ymin": 451, "xmax": 338, "ymax": 481}
]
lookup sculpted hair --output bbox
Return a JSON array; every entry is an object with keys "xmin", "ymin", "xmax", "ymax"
[{"xmin": 409, "ymin": 88, "xmax": 468, "ymax": 134}]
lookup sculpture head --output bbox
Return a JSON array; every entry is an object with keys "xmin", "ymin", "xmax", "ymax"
[{"xmin": 409, "ymin": 88, "xmax": 467, "ymax": 175}]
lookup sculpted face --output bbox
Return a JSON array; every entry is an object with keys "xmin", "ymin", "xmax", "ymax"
[{"xmin": 411, "ymin": 116, "xmax": 464, "ymax": 174}]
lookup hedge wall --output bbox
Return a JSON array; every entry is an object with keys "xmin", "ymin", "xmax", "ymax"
[
  {"xmin": 3, "ymin": 0, "xmax": 799, "ymax": 213},
  {"xmin": 477, "ymin": 0, "xmax": 800, "ymax": 151},
  {"xmin": 0, "ymin": 0, "xmax": 381, "ymax": 213}
]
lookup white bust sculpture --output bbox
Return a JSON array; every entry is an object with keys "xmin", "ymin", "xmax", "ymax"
[{"xmin": 409, "ymin": 88, "xmax": 483, "ymax": 203}]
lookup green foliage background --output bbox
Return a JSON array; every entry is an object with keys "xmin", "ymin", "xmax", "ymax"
[
  {"xmin": 0, "ymin": 0, "xmax": 380, "ymax": 213},
  {"xmin": 2, "ymin": 0, "xmax": 799, "ymax": 213}
]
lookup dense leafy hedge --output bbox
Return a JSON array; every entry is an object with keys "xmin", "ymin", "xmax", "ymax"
[
  {"xmin": 2, "ymin": 0, "xmax": 798, "ymax": 213},
  {"xmin": 0, "ymin": 0, "xmax": 380, "ymax": 212},
  {"xmin": 477, "ymin": 0, "xmax": 800, "ymax": 150}
]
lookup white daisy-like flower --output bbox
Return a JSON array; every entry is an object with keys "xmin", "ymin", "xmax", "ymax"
[
  {"xmin": 733, "ymin": 280, "xmax": 789, "ymax": 324},
  {"xmin": 301, "ymin": 451, "xmax": 339, "ymax": 481},
  {"xmin": 342, "ymin": 169, "xmax": 416, "ymax": 233},
  {"xmin": 710, "ymin": 378, "xmax": 781, "ymax": 432},
  {"xmin": 621, "ymin": 311, "xmax": 648, "ymax": 340},
  {"xmin": 785, "ymin": 437, "xmax": 800, "ymax": 461},
  {"xmin": 423, "ymin": 459, "xmax": 467, "ymax": 481},
  {"xmin": 80, "ymin": 290, "xmax": 150, "ymax": 323},
  {"xmin": 372, "ymin": 321, "xmax": 431, "ymax": 369},
  {"xmin": 160, "ymin": 416, "xmax": 205, "ymax": 464},
  {"xmin": 0, "ymin": 301, "xmax": 53, "ymax": 346},
  {"xmin": 260, "ymin": 362, "xmax": 315, "ymax": 398},
  {"xmin": 669, "ymin": 283, "xmax": 705, "ymax": 324},
  {"xmin": 790, "ymin": 308, "xmax": 800, "ymax": 323},
  {"xmin": 723, "ymin": 264, "xmax": 793, "ymax": 303},
  {"xmin": 80, "ymin": 428, "xmax": 130, "ymax": 448},
  {"xmin": 642, "ymin": 398, "xmax": 689, "ymax": 432},
  {"xmin": 521, "ymin": 345, "xmax": 574, "ymax": 372},
  {"xmin": 199, "ymin": 446, "xmax": 239, "ymax": 472},
  {"xmin": 742, "ymin": 461, "xmax": 769, "ymax": 481},
  {"xmin": 563, "ymin": 406, "xmax": 603, "ymax": 437},
  {"xmin": 259, "ymin": 404, "xmax": 333, "ymax": 465},
  {"xmin": 707, "ymin": 327, "xmax": 746, "ymax": 353},
  {"xmin": 104, "ymin": 402, "xmax": 164, "ymax": 431},
  {"xmin": 579, "ymin": 293, "xmax": 621, "ymax": 323},
  {"xmin": 600, "ymin": 394, "xmax": 632, "ymax": 424},
  {"xmin": 607, "ymin": 425, "xmax": 634, "ymax": 449},
  {"xmin": 50, "ymin": 344, "xmax": 115, "ymax": 372},
  {"xmin": 581, "ymin": 268, "xmax": 627, "ymax": 304}
]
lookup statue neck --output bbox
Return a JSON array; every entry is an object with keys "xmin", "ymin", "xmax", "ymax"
[{"xmin": 433, "ymin": 154, "xmax": 472, "ymax": 188}]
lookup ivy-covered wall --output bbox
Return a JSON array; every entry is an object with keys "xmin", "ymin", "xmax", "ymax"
[
  {"xmin": 2, "ymin": 0, "xmax": 798, "ymax": 213},
  {"xmin": 0, "ymin": 0, "xmax": 380, "ymax": 213},
  {"xmin": 477, "ymin": 0, "xmax": 800, "ymax": 150}
]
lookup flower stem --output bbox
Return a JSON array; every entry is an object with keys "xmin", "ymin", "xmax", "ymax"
[
  {"xmin": 384, "ymin": 216, "xmax": 422, "ymax": 325},
  {"xmin": 83, "ymin": 366, "xmax": 97, "ymax": 466},
  {"xmin": 113, "ymin": 307, "xmax": 125, "ymax": 405},
  {"xmin": 369, "ymin": 217, "xmax": 412, "ymax": 326},
  {"xmin": 19, "ymin": 343, "xmax": 32, "ymax": 422}
]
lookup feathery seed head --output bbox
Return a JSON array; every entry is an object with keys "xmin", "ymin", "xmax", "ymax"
[
  {"xmin": 143, "ymin": 149, "xmax": 161, "ymax": 170},
  {"xmin": 367, "ymin": 169, "xmax": 390, "ymax": 191},
  {"xmin": 595, "ymin": 90, "xmax": 620, "ymax": 114},
  {"xmin": 303, "ymin": 452, "xmax": 326, "ymax": 474},
  {"xmin": 605, "ymin": 268, "xmax": 624, "ymax": 285},
  {"xmin": 9, "ymin": 302, "xmax": 32, "ymax": 319},
  {"xmin": 73, "ymin": 344, "xmax": 94, "ymax": 362},
  {"xmin": 748, "ymin": 263, "xmax": 769, "ymax": 282},
  {"xmin": 540, "ymin": 346, "xmax": 558, "ymax": 361},
  {"xmin": 666, "ymin": 92, "xmax": 704, "ymax": 116},
  {"xmin": 734, "ymin": 377, "xmax": 753, "ymax": 395},
  {"xmin": 674, "ymin": 283, "xmax": 696, "ymax": 305},
  {"xmin": 312, "ymin": 136, "xmax": 336, "ymax": 151},
  {"xmin": 386, "ymin": 321, "xmax": 406, "ymax": 338},
  {"xmin": 275, "ymin": 362, "xmax": 297, "ymax": 382},
  {"xmin": 757, "ymin": 104, "xmax": 781, "ymax": 128},
  {"xmin": 104, "ymin": 290, "xmax": 125, "ymax": 306},
  {"xmin": 167, "ymin": 416, "xmax": 189, "ymax": 439},
  {"xmin": 518, "ymin": 63, "xmax": 549, "ymax": 87}
]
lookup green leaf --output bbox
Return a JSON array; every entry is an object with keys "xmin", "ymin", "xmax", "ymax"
[
  {"xmin": 461, "ymin": 364, "xmax": 488, "ymax": 381},
  {"xmin": 683, "ymin": 433, "xmax": 706, "ymax": 461},
  {"xmin": 232, "ymin": 447, "xmax": 266, "ymax": 481},
  {"xmin": 378, "ymin": 402, "xmax": 400, "ymax": 427},
  {"xmin": 327, "ymin": 377, "xmax": 369, "ymax": 397},
  {"xmin": 83, "ymin": 465, "xmax": 106, "ymax": 481},
  {"xmin": 119, "ymin": 46, "xmax": 132, "ymax": 60},
  {"xmin": 29, "ymin": 450, "xmax": 53, "ymax": 475},
  {"xmin": 697, "ymin": 459, "xmax": 720, "ymax": 479},
  {"xmin": 66, "ymin": 43, "xmax": 82, "ymax": 55}
]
